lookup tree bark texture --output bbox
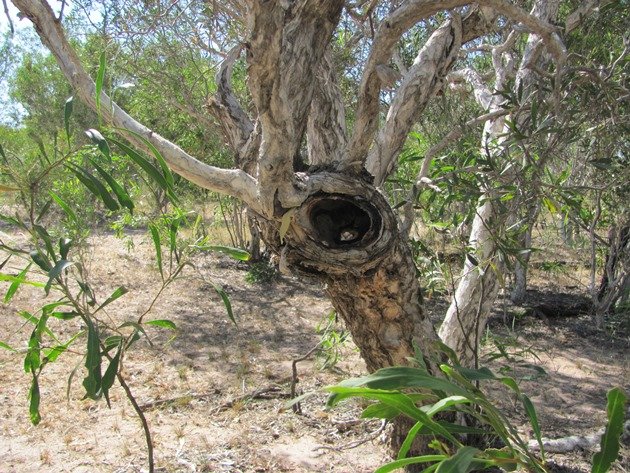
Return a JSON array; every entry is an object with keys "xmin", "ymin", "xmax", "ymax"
[{"xmin": 277, "ymin": 172, "xmax": 443, "ymax": 372}]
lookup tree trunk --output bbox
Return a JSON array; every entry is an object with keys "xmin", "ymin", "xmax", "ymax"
[
  {"xmin": 279, "ymin": 172, "xmax": 443, "ymax": 370},
  {"xmin": 438, "ymin": 198, "xmax": 503, "ymax": 367}
]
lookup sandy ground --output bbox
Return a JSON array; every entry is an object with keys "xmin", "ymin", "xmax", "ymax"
[{"xmin": 0, "ymin": 229, "xmax": 628, "ymax": 472}]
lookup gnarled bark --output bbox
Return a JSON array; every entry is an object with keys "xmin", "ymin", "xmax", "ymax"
[{"xmin": 282, "ymin": 173, "xmax": 442, "ymax": 370}]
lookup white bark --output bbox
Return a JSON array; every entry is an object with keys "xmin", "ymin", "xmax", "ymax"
[
  {"xmin": 438, "ymin": 198, "xmax": 502, "ymax": 364},
  {"xmin": 206, "ymin": 45, "xmax": 257, "ymax": 167}
]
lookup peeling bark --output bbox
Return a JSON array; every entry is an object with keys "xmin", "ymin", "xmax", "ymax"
[
  {"xmin": 366, "ymin": 15, "xmax": 463, "ymax": 185},
  {"xmin": 245, "ymin": 0, "xmax": 344, "ymax": 214},
  {"xmin": 307, "ymin": 50, "xmax": 348, "ymax": 166}
]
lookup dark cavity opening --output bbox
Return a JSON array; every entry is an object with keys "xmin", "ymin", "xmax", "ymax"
[{"xmin": 309, "ymin": 196, "xmax": 379, "ymax": 248}]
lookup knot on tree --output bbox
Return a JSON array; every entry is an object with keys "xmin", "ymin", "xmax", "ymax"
[{"xmin": 308, "ymin": 195, "xmax": 380, "ymax": 248}]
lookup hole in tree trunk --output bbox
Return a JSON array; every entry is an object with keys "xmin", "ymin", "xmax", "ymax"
[{"xmin": 308, "ymin": 194, "xmax": 381, "ymax": 249}]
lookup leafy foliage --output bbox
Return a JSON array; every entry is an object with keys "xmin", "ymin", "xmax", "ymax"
[{"xmin": 324, "ymin": 344, "xmax": 547, "ymax": 473}]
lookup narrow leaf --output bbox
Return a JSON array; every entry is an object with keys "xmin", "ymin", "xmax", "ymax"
[
  {"xmin": 196, "ymin": 245, "xmax": 250, "ymax": 261},
  {"xmin": 66, "ymin": 163, "xmax": 119, "ymax": 211},
  {"xmin": 28, "ymin": 375, "xmax": 41, "ymax": 425},
  {"xmin": 4, "ymin": 263, "xmax": 32, "ymax": 303},
  {"xmin": 96, "ymin": 286, "xmax": 128, "ymax": 313},
  {"xmin": 149, "ymin": 225, "xmax": 163, "ymax": 279},
  {"xmin": 145, "ymin": 319, "xmax": 177, "ymax": 330},
  {"xmin": 522, "ymin": 395, "xmax": 544, "ymax": 460},
  {"xmin": 398, "ymin": 421, "xmax": 424, "ymax": 459},
  {"xmin": 85, "ymin": 128, "xmax": 111, "ymax": 160},
  {"xmin": 592, "ymin": 387, "xmax": 628, "ymax": 473},
  {"xmin": 375, "ymin": 455, "xmax": 446, "ymax": 473},
  {"xmin": 95, "ymin": 52, "xmax": 106, "ymax": 114},
  {"xmin": 119, "ymin": 128, "xmax": 175, "ymax": 187},
  {"xmin": 211, "ymin": 282, "xmax": 236, "ymax": 326},
  {"xmin": 50, "ymin": 191, "xmax": 78, "ymax": 224},
  {"xmin": 30, "ymin": 250, "xmax": 52, "ymax": 272},
  {"xmin": 110, "ymin": 138, "xmax": 172, "ymax": 197},
  {"xmin": 59, "ymin": 238, "xmax": 72, "ymax": 260},
  {"xmin": 0, "ymin": 341, "xmax": 17, "ymax": 352},
  {"xmin": 436, "ymin": 446, "xmax": 479, "ymax": 473},
  {"xmin": 45, "ymin": 259, "xmax": 74, "ymax": 295},
  {"xmin": 89, "ymin": 159, "xmax": 134, "ymax": 212},
  {"xmin": 33, "ymin": 225, "xmax": 56, "ymax": 262},
  {"xmin": 82, "ymin": 318, "xmax": 102, "ymax": 400},
  {"xmin": 101, "ymin": 342, "xmax": 122, "ymax": 408}
]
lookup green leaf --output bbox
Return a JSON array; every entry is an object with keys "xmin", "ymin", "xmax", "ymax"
[
  {"xmin": 110, "ymin": 138, "xmax": 174, "ymax": 199},
  {"xmin": 336, "ymin": 367, "xmax": 467, "ymax": 397},
  {"xmin": 33, "ymin": 225, "xmax": 56, "ymax": 263},
  {"xmin": 592, "ymin": 387, "xmax": 628, "ymax": 473},
  {"xmin": 85, "ymin": 128, "xmax": 111, "ymax": 160},
  {"xmin": 101, "ymin": 342, "xmax": 122, "ymax": 408},
  {"xmin": 149, "ymin": 224, "xmax": 163, "ymax": 279},
  {"xmin": 118, "ymin": 128, "xmax": 175, "ymax": 187},
  {"xmin": 89, "ymin": 159, "xmax": 134, "ymax": 213},
  {"xmin": 425, "ymin": 396, "xmax": 471, "ymax": 417},
  {"xmin": 436, "ymin": 446, "xmax": 479, "ymax": 473},
  {"xmin": 95, "ymin": 52, "xmax": 106, "ymax": 115},
  {"xmin": 28, "ymin": 375, "xmax": 41, "ymax": 425},
  {"xmin": 542, "ymin": 197, "xmax": 558, "ymax": 214},
  {"xmin": 326, "ymin": 387, "xmax": 459, "ymax": 444},
  {"xmin": 0, "ymin": 341, "xmax": 17, "ymax": 352},
  {"xmin": 43, "ymin": 332, "xmax": 81, "ymax": 363},
  {"xmin": 118, "ymin": 321, "xmax": 150, "ymax": 348},
  {"xmin": 522, "ymin": 395, "xmax": 544, "ymax": 461},
  {"xmin": 361, "ymin": 402, "xmax": 401, "ymax": 420},
  {"xmin": 96, "ymin": 286, "xmax": 128, "ymax": 313},
  {"xmin": 45, "ymin": 259, "xmax": 74, "ymax": 295},
  {"xmin": 64, "ymin": 96, "xmax": 73, "ymax": 143},
  {"xmin": 4, "ymin": 263, "xmax": 32, "ymax": 303},
  {"xmin": 35, "ymin": 199, "xmax": 52, "ymax": 223},
  {"xmin": 66, "ymin": 163, "xmax": 120, "ymax": 211},
  {"xmin": 453, "ymin": 366, "xmax": 497, "ymax": 381},
  {"xmin": 375, "ymin": 455, "xmax": 446, "ymax": 473},
  {"xmin": 398, "ymin": 421, "xmax": 424, "ymax": 459},
  {"xmin": 211, "ymin": 282, "xmax": 236, "ymax": 326},
  {"xmin": 50, "ymin": 191, "xmax": 78, "ymax": 224},
  {"xmin": 50, "ymin": 311, "xmax": 80, "ymax": 320},
  {"xmin": 145, "ymin": 319, "xmax": 177, "ymax": 330},
  {"xmin": 59, "ymin": 238, "xmax": 72, "ymax": 260},
  {"xmin": 195, "ymin": 245, "xmax": 250, "ymax": 261},
  {"xmin": 82, "ymin": 318, "xmax": 102, "ymax": 400},
  {"xmin": 104, "ymin": 336, "xmax": 124, "ymax": 351}
]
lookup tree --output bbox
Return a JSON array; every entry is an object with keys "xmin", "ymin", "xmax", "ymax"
[{"xmin": 8, "ymin": 0, "xmax": 607, "ymax": 458}]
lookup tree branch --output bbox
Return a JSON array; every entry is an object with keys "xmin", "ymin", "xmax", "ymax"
[
  {"xmin": 12, "ymin": 0, "xmax": 262, "ymax": 212},
  {"xmin": 345, "ymin": 0, "xmax": 484, "ymax": 169},
  {"xmin": 400, "ymin": 109, "xmax": 509, "ymax": 237},
  {"xmin": 206, "ymin": 44, "xmax": 257, "ymax": 166},
  {"xmin": 365, "ymin": 14, "xmax": 464, "ymax": 185},
  {"xmin": 245, "ymin": 0, "xmax": 344, "ymax": 213},
  {"xmin": 307, "ymin": 49, "xmax": 348, "ymax": 166},
  {"xmin": 565, "ymin": 0, "xmax": 615, "ymax": 34}
]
